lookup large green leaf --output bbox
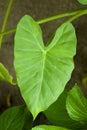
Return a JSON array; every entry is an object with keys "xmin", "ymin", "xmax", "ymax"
[
  {"xmin": 32, "ymin": 125, "xmax": 70, "ymax": 130},
  {"xmin": 44, "ymin": 89, "xmax": 86, "ymax": 130},
  {"xmin": 0, "ymin": 62, "xmax": 16, "ymax": 85},
  {"xmin": 14, "ymin": 15, "xmax": 76, "ymax": 118},
  {"xmin": 0, "ymin": 105, "xmax": 33, "ymax": 130},
  {"xmin": 77, "ymin": 0, "xmax": 87, "ymax": 4},
  {"xmin": 66, "ymin": 84, "xmax": 87, "ymax": 122}
]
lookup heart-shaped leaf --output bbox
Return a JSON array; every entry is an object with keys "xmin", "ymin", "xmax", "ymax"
[
  {"xmin": 0, "ymin": 62, "xmax": 16, "ymax": 85},
  {"xmin": 66, "ymin": 84, "xmax": 87, "ymax": 122},
  {"xmin": 0, "ymin": 105, "xmax": 33, "ymax": 130},
  {"xmin": 77, "ymin": 0, "xmax": 87, "ymax": 4},
  {"xmin": 32, "ymin": 125, "xmax": 70, "ymax": 130},
  {"xmin": 14, "ymin": 15, "xmax": 76, "ymax": 118}
]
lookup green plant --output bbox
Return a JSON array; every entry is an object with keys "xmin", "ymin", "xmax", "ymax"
[{"xmin": 0, "ymin": 0, "xmax": 87, "ymax": 129}]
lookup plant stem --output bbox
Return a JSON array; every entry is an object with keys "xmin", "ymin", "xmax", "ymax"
[
  {"xmin": 0, "ymin": 28, "xmax": 16, "ymax": 36},
  {"xmin": 37, "ymin": 9, "xmax": 80, "ymax": 24},
  {"xmin": 67, "ymin": 8, "xmax": 87, "ymax": 22},
  {"xmin": 37, "ymin": 8, "xmax": 87, "ymax": 24},
  {"xmin": 0, "ymin": 8, "xmax": 87, "ymax": 37},
  {"xmin": 0, "ymin": 0, "xmax": 13, "ymax": 47}
]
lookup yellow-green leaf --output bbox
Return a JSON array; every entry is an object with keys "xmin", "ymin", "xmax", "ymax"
[{"xmin": 14, "ymin": 15, "xmax": 76, "ymax": 118}]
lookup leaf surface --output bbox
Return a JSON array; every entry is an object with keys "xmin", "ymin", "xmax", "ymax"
[
  {"xmin": 44, "ymin": 89, "xmax": 86, "ymax": 130},
  {"xmin": 32, "ymin": 125, "xmax": 69, "ymax": 130},
  {"xmin": 66, "ymin": 84, "xmax": 87, "ymax": 121},
  {"xmin": 0, "ymin": 106, "xmax": 33, "ymax": 130},
  {"xmin": 77, "ymin": 0, "xmax": 87, "ymax": 4},
  {"xmin": 14, "ymin": 15, "xmax": 76, "ymax": 118}
]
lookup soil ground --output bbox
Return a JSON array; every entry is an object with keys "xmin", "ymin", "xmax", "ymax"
[{"xmin": 0, "ymin": 0, "xmax": 87, "ymax": 120}]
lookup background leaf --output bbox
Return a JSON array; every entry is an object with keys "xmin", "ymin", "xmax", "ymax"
[
  {"xmin": 0, "ymin": 105, "xmax": 33, "ymax": 130},
  {"xmin": 14, "ymin": 15, "xmax": 76, "ymax": 118},
  {"xmin": 32, "ymin": 125, "xmax": 69, "ymax": 130},
  {"xmin": 44, "ymin": 89, "xmax": 86, "ymax": 130},
  {"xmin": 0, "ymin": 63, "xmax": 16, "ymax": 85},
  {"xmin": 22, "ymin": 108, "xmax": 33, "ymax": 130},
  {"xmin": 77, "ymin": 0, "xmax": 87, "ymax": 5},
  {"xmin": 66, "ymin": 84, "xmax": 87, "ymax": 122}
]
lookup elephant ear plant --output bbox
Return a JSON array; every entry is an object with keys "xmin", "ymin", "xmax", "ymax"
[
  {"xmin": 14, "ymin": 15, "xmax": 76, "ymax": 119},
  {"xmin": 0, "ymin": 0, "xmax": 87, "ymax": 129}
]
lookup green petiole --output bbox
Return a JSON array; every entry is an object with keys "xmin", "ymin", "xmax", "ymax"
[
  {"xmin": 0, "ymin": 8, "xmax": 87, "ymax": 38},
  {"xmin": 0, "ymin": 0, "xmax": 13, "ymax": 47}
]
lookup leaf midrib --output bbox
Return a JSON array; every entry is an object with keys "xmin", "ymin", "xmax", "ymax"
[{"xmin": 37, "ymin": 50, "xmax": 47, "ymax": 105}]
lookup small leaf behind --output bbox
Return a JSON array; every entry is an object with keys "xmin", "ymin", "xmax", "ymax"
[
  {"xmin": 32, "ymin": 125, "xmax": 70, "ymax": 130},
  {"xmin": 0, "ymin": 63, "xmax": 16, "ymax": 85},
  {"xmin": 77, "ymin": 0, "xmax": 87, "ymax": 4},
  {"xmin": 44, "ymin": 89, "xmax": 86, "ymax": 130},
  {"xmin": 66, "ymin": 84, "xmax": 87, "ymax": 122},
  {"xmin": 0, "ymin": 105, "xmax": 33, "ymax": 130}
]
